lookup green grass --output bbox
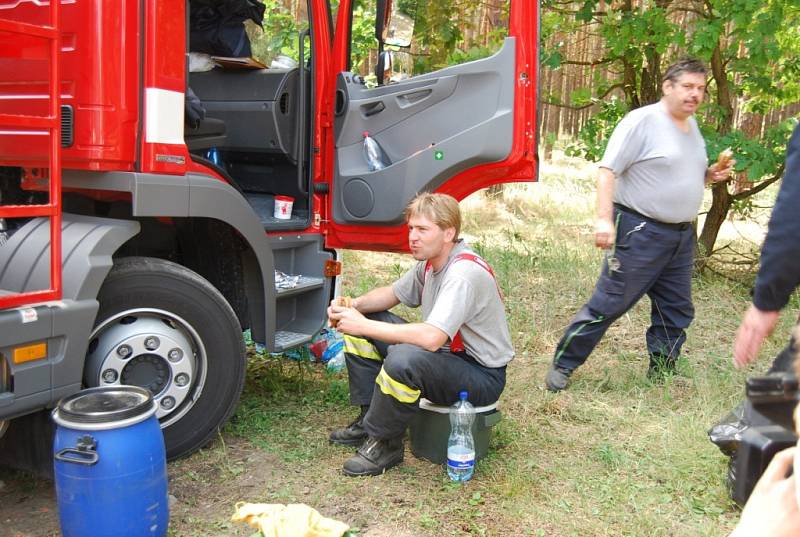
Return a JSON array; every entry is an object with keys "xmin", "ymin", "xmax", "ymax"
[{"xmin": 171, "ymin": 153, "xmax": 796, "ymax": 536}]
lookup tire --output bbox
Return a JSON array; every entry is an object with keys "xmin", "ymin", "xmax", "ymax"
[{"xmin": 85, "ymin": 257, "xmax": 246, "ymax": 459}]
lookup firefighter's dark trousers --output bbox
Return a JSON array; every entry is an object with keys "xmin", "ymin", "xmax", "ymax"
[
  {"xmin": 344, "ymin": 311, "xmax": 506, "ymax": 440},
  {"xmin": 553, "ymin": 206, "xmax": 696, "ymax": 372}
]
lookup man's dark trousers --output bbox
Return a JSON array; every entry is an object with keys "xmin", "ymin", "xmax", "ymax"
[
  {"xmin": 344, "ymin": 311, "xmax": 505, "ymax": 439},
  {"xmin": 553, "ymin": 207, "xmax": 696, "ymax": 372}
]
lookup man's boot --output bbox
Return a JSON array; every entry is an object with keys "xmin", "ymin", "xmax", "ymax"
[
  {"xmin": 545, "ymin": 364, "xmax": 573, "ymax": 392},
  {"xmin": 329, "ymin": 406, "xmax": 369, "ymax": 446},
  {"xmin": 342, "ymin": 435, "xmax": 404, "ymax": 477},
  {"xmin": 648, "ymin": 353, "xmax": 677, "ymax": 379}
]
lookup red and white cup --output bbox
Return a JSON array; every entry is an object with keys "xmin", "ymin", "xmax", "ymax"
[{"xmin": 274, "ymin": 195, "xmax": 294, "ymax": 220}]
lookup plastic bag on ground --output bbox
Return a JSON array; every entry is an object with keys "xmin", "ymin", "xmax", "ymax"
[
  {"xmin": 708, "ymin": 342, "xmax": 797, "ymax": 457},
  {"xmin": 708, "ymin": 402, "xmax": 749, "ymax": 457},
  {"xmin": 232, "ymin": 502, "xmax": 349, "ymax": 537},
  {"xmin": 322, "ymin": 329, "xmax": 345, "ymax": 372}
]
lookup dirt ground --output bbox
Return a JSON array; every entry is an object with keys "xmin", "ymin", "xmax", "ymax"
[{"xmin": 0, "ymin": 434, "xmax": 427, "ymax": 537}]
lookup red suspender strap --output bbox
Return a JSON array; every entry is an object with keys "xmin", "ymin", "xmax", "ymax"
[{"xmin": 422, "ymin": 253, "xmax": 502, "ymax": 353}]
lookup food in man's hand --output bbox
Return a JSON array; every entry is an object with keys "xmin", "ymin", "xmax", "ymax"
[
  {"xmin": 716, "ymin": 148, "xmax": 733, "ymax": 169},
  {"xmin": 330, "ymin": 296, "xmax": 352, "ymax": 327}
]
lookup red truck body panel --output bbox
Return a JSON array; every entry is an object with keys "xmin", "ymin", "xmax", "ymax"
[{"xmin": 0, "ymin": 1, "xmax": 139, "ymax": 171}]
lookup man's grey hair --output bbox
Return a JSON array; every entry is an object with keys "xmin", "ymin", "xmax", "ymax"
[{"xmin": 662, "ymin": 58, "xmax": 707, "ymax": 84}]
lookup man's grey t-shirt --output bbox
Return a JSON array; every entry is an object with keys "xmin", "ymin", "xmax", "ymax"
[
  {"xmin": 392, "ymin": 240, "xmax": 514, "ymax": 368},
  {"xmin": 600, "ymin": 101, "xmax": 708, "ymax": 224}
]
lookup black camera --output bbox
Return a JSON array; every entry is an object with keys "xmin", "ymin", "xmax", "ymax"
[{"xmin": 711, "ymin": 374, "xmax": 799, "ymax": 506}]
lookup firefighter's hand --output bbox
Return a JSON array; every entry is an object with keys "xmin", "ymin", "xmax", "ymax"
[
  {"xmin": 730, "ymin": 447, "xmax": 800, "ymax": 537},
  {"xmin": 733, "ymin": 304, "xmax": 780, "ymax": 369},
  {"xmin": 595, "ymin": 217, "xmax": 615, "ymax": 250},
  {"xmin": 328, "ymin": 306, "xmax": 368, "ymax": 336},
  {"xmin": 327, "ymin": 296, "xmax": 354, "ymax": 327}
]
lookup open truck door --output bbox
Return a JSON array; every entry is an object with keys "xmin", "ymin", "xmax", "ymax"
[{"xmin": 325, "ymin": 0, "xmax": 538, "ymax": 252}]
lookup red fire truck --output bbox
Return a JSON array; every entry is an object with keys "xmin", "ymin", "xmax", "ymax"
[{"xmin": 0, "ymin": 0, "xmax": 538, "ymax": 461}]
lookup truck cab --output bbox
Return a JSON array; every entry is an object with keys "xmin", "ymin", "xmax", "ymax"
[{"xmin": 0, "ymin": 0, "xmax": 538, "ymax": 461}]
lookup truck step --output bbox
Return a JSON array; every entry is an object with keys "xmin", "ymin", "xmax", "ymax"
[
  {"xmin": 274, "ymin": 330, "xmax": 313, "ymax": 352},
  {"xmin": 275, "ymin": 275, "xmax": 324, "ymax": 298}
]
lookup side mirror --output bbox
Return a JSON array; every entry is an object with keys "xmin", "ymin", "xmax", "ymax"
[
  {"xmin": 375, "ymin": 0, "xmax": 414, "ymax": 49},
  {"xmin": 375, "ymin": 0, "xmax": 391, "ymax": 45},
  {"xmin": 383, "ymin": 4, "xmax": 414, "ymax": 47}
]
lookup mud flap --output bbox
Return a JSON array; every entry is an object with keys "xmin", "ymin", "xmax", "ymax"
[{"xmin": 0, "ymin": 410, "xmax": 54, "ymax": 478}]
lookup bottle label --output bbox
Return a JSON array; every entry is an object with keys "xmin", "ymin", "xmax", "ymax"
[{"xmin": 446, "ymin": 452, "xmax": 475, "ymax": 469}]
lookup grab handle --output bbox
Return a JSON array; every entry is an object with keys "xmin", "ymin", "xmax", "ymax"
[
  {"xmin": 55, "ymin": 435, "xmax": 99, "ymax": 466},
  {"xmin": 362, "ymin": 101, "xmax": 386, "ymax": 117}
]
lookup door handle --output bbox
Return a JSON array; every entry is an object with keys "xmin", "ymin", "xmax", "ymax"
[
  {"xmin": 396, "ymin": 89, "xmax": 433, "ymax": 108},
  {"xmin": 362, "ymin": 101, "xmax": 386, "ymax": 117}
]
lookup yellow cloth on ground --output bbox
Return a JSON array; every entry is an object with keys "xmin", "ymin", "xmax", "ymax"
[{"xmin": 231, "ymin": 502, "xmax": 349, "ymax": 537}]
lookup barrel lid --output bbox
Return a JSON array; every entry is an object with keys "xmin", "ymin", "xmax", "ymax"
[{"xmin": 56, "ymin": 386, "xmax": 154, "ymax": 425}]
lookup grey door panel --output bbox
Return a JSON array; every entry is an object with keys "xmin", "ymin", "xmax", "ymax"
[
  {"xmin": 333, "ymin": 38, "xmax": 515, "ymax": 225},
  {"xmin": 335, "ymin": 76, "xmax": 459, "ymax": 149}
]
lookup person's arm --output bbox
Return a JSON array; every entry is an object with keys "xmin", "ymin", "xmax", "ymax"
[
  {"xmin": 733, "ymin": 304, "xmax": 781, "ymax": 368},
  {"xmin": 733, "ymin": 125, "xmax": 800, "ymax": 367},
  {"xmin": 752, "ymin": 126, "xmax": 800, "ymax": 312},
  {"xmin": 595, "ymin": 167, "xmax": 616, "ymax": 249},
  {"xmin": 327, "ymin": 282, "xmax": 448, "ymax": 351},
  {"xmin": 330, "ymin": 308, "xmax": 448, "ymax": 351},
  {"xmin": 350, "ymin": 285, "xmax": 400, "ymax": 314},
  {"xmin": 729, "ymin": 447, "xmax": 800, "ymax": 537}
]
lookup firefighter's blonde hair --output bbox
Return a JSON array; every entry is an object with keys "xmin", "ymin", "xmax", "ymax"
[{"xmin": 404, "ymin": 192, "xmax": 461, "ymax": 242}]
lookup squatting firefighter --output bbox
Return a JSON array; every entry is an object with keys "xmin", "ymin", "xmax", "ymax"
[{"xmin": 326, "ymin": 192, "xmax": 514, "ymax": 476}]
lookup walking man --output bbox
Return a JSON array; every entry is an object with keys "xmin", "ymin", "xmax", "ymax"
[
  {"xmin": 327, "ymin": 192, "xmax": 513, "ymax": 476},
  {"xmin": 546, "ymin": 58, "xmax": 734, "ymax": 392}
]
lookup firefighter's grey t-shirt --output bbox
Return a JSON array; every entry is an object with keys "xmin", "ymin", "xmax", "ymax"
[
  {"xmin": 600, "ymin": 101, "xmax": 708, "ymax": 224},
  {"xmin": 391, "ymin": 240, "xmax": 514, "ymax": 368}
]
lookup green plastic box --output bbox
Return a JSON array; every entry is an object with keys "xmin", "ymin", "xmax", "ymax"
[{"xmin": 408, "ymin": 399, "xmax": 501, "ymax": 464}]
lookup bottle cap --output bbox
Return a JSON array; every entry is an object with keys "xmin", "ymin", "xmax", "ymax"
[{"xmin": 459, "ymin": 390, "xmax": 468, "ymax": 401}]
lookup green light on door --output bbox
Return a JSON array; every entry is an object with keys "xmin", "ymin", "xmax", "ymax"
[{"xmin": 434, "ymin": 150, "xmax": 444, "ymax": 161}]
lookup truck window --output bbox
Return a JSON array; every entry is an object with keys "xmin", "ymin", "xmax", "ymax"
[
  {"xmin": 351, "ymin": 0, "xmax": 510, "ymax": 84},
  {"xmin": 187, "ymin": 0, "xmax": 315, "ymax": 232},
  {"xmin": 248, "ymin": 1, "xmax": 310, "ymax": 68}
]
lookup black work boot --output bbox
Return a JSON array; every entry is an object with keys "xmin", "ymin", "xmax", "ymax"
[
  {"xmin": 342, "ymin": 435, "xmax": 404, "ymax": 477},
  {"xmin": 647, "ymin": 353, "xmax": 677, "ymax": 379},
  {"xmin": 329, "ymin": 406, "xmax": 369, "ymax": 446},
  {"xmin": 545, "ymin": 364, "xmax": 573, "ymax": 392}
]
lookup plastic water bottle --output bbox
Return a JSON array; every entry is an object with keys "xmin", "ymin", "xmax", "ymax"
[
  {"xmin": 362, "ymin": 131, "xmax": 390, "ymax": 171},
  {"xmin": 447, "ymin": 390, "xmax": 476, "ymax": 482},
  {"xmin": 205, "ymin": 147, "xmax": 222, "ymax": 167}
]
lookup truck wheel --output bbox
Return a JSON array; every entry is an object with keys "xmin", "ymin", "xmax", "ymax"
[{"xmin": 85, "ymin": 257, "xmax": 246, "ymax": 459}]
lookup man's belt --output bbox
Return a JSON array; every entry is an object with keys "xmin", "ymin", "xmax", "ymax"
[{"xmin": 613, "ymin": 203, "xmax": 692, "ymax": 232}]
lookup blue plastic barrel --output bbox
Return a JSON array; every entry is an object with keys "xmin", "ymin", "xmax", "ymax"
[{"xmin": 52, "ymin": 386, "xmax": 169, "ymax": 537}]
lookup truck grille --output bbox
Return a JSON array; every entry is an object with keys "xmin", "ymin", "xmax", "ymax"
[{"xmin": 61, "ymin": 105, "xmax": 73, "ymax": 148}]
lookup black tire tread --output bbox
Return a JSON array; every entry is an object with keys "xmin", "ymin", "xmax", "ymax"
[{"xmin": 95, "ymin": 256, "xmax": 246, "ymax": 460}]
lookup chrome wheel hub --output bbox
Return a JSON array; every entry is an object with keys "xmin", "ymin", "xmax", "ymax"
[{"xmin": 86, "ymin": 309, "xmax": 207, "ymax": 427}]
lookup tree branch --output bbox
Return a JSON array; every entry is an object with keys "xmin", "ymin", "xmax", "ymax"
[
  {"xmin": 542, "ymin": 83, "xmax": 624, "ymax": 110},
  {"xmin": 545, "ymin": 5, "xmax": 608, "ymax": 17},
  {"xmin": 668, "ymin": 6, "xmax": 708, "ymax": 17},
  {"xmin": 731, "ymin": 164, "xmax": 785, "ymax": 201},
  {"xmin": 559, "ymin": 57, "xmax": 614, "ymax": 67}
]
